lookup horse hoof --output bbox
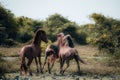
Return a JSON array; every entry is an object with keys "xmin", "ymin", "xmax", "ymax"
[
  {"xmin": 60, "ymin": 71, "xmax": 64, "ymax": 76},
  {"xmin": 77, "ymin": 72, "xmax": 81, "ymax": 75},
  {"xmin": 61, "ymin": 73, "xmax": 64, "ymax": 76},
  {"xmin": 59, "ymin": 71, "xmax": 62, "ymax": 74},
  {"xmin": 36, "ymin": 69, "xmax": 39, "ymax": 73},
  {"xmin": 40, "ymin": 71, "xmax": 43, "ymax": 74},
  {"xmin": 29, "ymin": 72, "xmax": 33, "ymax": 76},
  {"xmin": 36, "ymin": 70, "xmax": 39, "ymax": 73},
  {"xmin": 49, "ymin": 72, "xmax": 51, "ymax": 74}
]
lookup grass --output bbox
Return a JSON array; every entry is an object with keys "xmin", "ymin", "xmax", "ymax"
[
  {"xmin": 0, "ymin": 47, "xmax": 20, "ymax": 57},
  {"xmin": 0, "ymin": 45, "xmax": 120, "ymax": 76}
]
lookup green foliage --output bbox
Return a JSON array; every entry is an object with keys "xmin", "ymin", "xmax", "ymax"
[
  {"xmin": 44, "ymin": 13, "xmax": 87, "ymax": 44},
  {"xmin": 15, "ymin": 16, "xmax": 43, "ymax": 43},
  {"xmin": 0, "ymin": 5, "xmax": 18, "ymax": 39},
  {"xmin": 0, "ymin": 5, "xmax": 18, "ymax": 46},
  {"xmin": 87, "ymin": 13, "xmax": 120, "ymax": 59},
  {"xmin": 62, "ymin": 22, "xmax": 87, "ymax": 44},
  {"xmin": 44, "ymin": 13, "xmax": 70, "ymax": 41},
  {"xmin": 41, "ymin": 40, "xmax": 52, "ymax": 55},
  {"xmin": 0, "ymin": 5, "xmax": 88, "ymax": 45}
]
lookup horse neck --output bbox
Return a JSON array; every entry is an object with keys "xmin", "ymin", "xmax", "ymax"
[
  {"xmin": 32, "ymin": 36, "xmax": 41, "ymax": 46},
  {"xmin": 58, "ymin": 37, "xmax": 63, "ymax": 48},
  {"xmin": 64, "ymin": 43, "xmax": 69, "ymax": 47}
]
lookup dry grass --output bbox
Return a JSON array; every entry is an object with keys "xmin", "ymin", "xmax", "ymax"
[
  {"xmin": 0, "ymin": 47, "xmax": 20, "ymax": 57},
  {"xmin": 0, "ymin": 45, "xmax": 120, "ymax": 75}
]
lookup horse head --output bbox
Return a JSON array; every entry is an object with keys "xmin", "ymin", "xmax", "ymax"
[
  {"xmin": 57, "ymin": 33, "xmax": 64, "ymax": 47},
  {"xmin": 33, "ymin": 29, "xmax": 48, "ymax": 44},
  {"xmin": 57, "ymin": 33, "xmax": 74, "ymax": 47}
]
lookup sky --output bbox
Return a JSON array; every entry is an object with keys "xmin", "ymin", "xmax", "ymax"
[{"xmin": 0, "ymin": 0, "xmax": 120, "ymax": 25}]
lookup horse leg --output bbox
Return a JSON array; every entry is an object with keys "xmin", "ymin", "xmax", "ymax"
[
  {"xmin": 20, "ymin": 63, "xmax": 25, "ymax": 75},
  {"xmin": 74, "ymin": 56, "xmax": 81, "ymax": 74},
  {"xmin": 38, "ymin": 57, "xmax": 43, "ymax": 73},
  {"xmin": 60, "ymin": 58, "xmax": 65, "ymax": 75},
  {"xmin": 48, "ymin": 60, "xmax": 55, "ymax": 74},
  {"xmin": 20, "ymin": 64, "xmax": 22, "ymax": 75},
  {"xmin": 42, "ymin": 55, "xmax": 48, "ymax": 71},
  {"xmin": 50, "ymin": 61, "xmax": 54, "ymax": 72},
  {"xmin": 27, "ymin": 58, "xmax": 33, "ymax": 76},
  {"xmin": 20, "ymin": 56, "xmax": 27, "ymax": 75},
  {"xmin": 59, "ymin": 57, "xmax": 62, "ymax": 74},
  {"xmin": 35, "ymin": 57, "xmax": 39, "ymax": 73},
  {"xmin": 47, "ymin": 61, "xmax": 51, "ymax": 74},
  {"xmin": 62, "ymin": 59, "xmax": 70, "ymax": 75}
]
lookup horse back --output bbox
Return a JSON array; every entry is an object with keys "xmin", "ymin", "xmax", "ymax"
[
  {"xmin": 20, "ymin": 44, "xmax": 40, "ymax": 58},
  {"xmin": 46, "ymin": 44, "xmax": 59, "ymax": 57}
]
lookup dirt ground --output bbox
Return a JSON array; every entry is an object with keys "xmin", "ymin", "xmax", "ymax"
[{"xmin": 2, "ymin": 72, "xmax": 120, "ymax": 80}]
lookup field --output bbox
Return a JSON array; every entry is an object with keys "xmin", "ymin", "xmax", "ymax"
[{"xmin": 0, "ymin": 45, "xmax": 120, "ymax": 80}]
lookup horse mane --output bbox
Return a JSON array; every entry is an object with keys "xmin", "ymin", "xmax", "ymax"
[
  {"xmin": 33, "ymin": 29, "xmax": 45, "ymax": 44},
  {"xmin": 66, "ymin": 35, "xmax": 74, "ymax": 48},
  {"xmin": 46, "ymin": 44, "xmax": 59, "ymax": 57},
  {"xmin": 63, "ymin": 34, "xmax": 74, "ymax": 48},
  {"xmin": 50, "ymin": 45, "xmax": 59, "ymax": 57}
]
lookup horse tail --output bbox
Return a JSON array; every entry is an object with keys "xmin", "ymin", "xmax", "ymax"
[
  {"xmin": 78, "ymin": 56, "xmax": 86, "ymax": 64},
  {"xmin": 75, "ymin": 49, "xmax": 86, "ymax": 64}
]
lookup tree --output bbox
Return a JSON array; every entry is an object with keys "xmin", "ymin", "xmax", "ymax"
[{"xmin": 0, "ymin": 5, "xmax": 18, "ymax": 45}]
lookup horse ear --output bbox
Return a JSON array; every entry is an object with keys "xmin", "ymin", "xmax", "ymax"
[
  {"xmin": 57, "ymin": 33, "xmax": 64, "ymax": 37},
  {"xmin": 36, "ymin": 29, "xmax": 45, "ymax": 35},
  {"xmin": 34, "ymin": 29, "xmax": 44, "ymax": 40}
]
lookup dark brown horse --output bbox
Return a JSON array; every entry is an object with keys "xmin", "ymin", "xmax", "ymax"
[
  {"xmin": 42, "ymin": 33, "xmax": 74, "ymax": 74},
  {"xmin": 20, "ymin": 29, "xmax": 48, "ymax": 76},
  {"xmin": 57, "ymin": 33, "xmax": 85, "ymax": 75}
]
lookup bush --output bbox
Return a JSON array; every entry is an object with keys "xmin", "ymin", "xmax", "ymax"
[
  {"xmin": 0, "ymin": 39, "xmax": 18, "ymax": 47},
  {"xmin": 19, "ymin": 32, "xmax": 33, "ymax": 43},
  {"xmin": 88, "ymin": 13, "xmax": 120, "ymax": 60}
]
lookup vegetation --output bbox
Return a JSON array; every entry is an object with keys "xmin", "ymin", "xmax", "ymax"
[
  {"xmin": 86, "ymin": 13, "xmax": 120, "ymax": 60},
  {"xmin": 0, "ymin": 3, "xmax": 120, "ymax": 77},
  {"xmin": 0, "ymin": 5, "xmax": 18, "ymax": 46}
]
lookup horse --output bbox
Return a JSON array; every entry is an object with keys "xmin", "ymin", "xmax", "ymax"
[
  {"xmin": 42, "ymin": 33, "xmax": 74, "ymax": 74},
  {"xmin": 42, "ymin": 44, "xmax": 59, "ymax": 74},
  {"xmin": 57, "ymin": 33, "xmax": 85, "ymax": 75},
  {"xmin": 20, "ymin": 29, "xmax": 48, "ymax": 76}
]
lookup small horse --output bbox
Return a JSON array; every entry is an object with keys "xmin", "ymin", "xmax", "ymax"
[
  {"xmin": 20, "ymin": 29, "xmax": 48, "ymax": 76},
  {"xmin": 57, "ymin": 33, "xmax": 85, "ymax": 75},
  {"xmin": 42, "ymin": 33, "xmax": 74, "ymax": 74},
  {"xmin": 42, "ymin": 44, "xmax": 59, "ymax": 74}
]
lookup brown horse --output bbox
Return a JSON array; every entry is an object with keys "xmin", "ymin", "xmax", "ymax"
[
  {"xmin": 20, "ymin": 29, "xmax": 48, "ymax": 76},
  {"xmin": 57, "ymin": 33, "xmax": 85, "ymax": 75},
  {"xmin": 42, "ymin": 33, "xmax": 74, "ymax": 74}
]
